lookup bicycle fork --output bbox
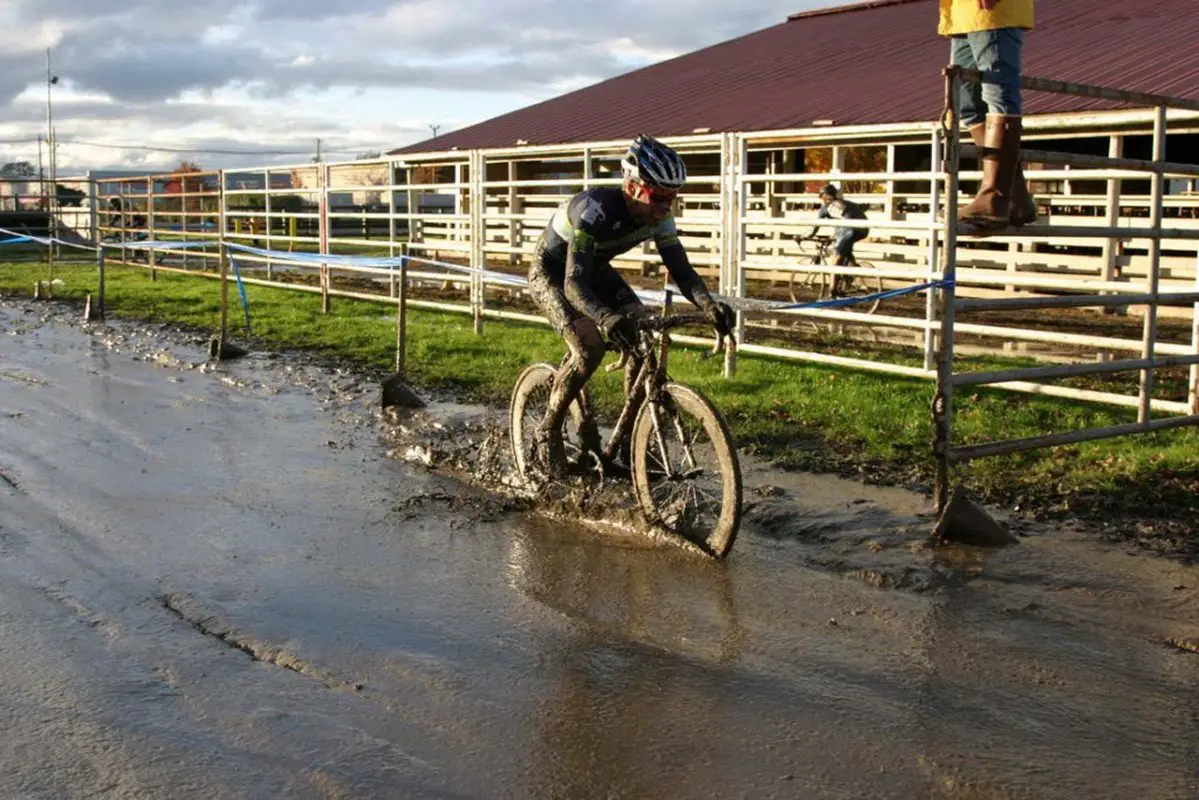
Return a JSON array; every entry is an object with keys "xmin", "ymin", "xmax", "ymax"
[{"xmin": 600, "ymin": 358, "xmax": 650, "ymax": 463}]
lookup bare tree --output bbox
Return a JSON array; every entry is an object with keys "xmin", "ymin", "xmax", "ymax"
[{"xmin": 0, "ymin": 161, "xmax": 36, "ymax": 178}]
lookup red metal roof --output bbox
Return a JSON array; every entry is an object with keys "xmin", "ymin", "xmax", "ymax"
[{"xmin": 391, "ymin": 0, "xmax": 1199, "ymax": 154}]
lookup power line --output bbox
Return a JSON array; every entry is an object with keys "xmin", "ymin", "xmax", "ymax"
[
  {"xmin": 57, "ymin": 138, "xmax": 330, "ymax": 156},
  {"xmin": 0, "ymin": 137, "xmax": 358, "ymax": 156}
]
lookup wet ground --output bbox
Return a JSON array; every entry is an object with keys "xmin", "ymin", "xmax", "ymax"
[{"xmin": 1, "ymin": 300, "xmax": 1197, "ymax": 799}]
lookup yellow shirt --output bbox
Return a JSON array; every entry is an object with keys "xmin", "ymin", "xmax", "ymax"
[{"xmin": 939, "ymin": 0, "xmax": 1034, "ymax": 35}]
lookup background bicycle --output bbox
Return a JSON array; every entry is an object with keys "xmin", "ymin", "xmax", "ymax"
[{"xmin": 788, "ymin": 234, "xmax": 884, "ymax": 315}]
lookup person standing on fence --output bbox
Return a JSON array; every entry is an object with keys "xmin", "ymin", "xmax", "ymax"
[
  {"xmin": 940, "ymin": 0, "xmax": 1039, "ymax": 230},
  {"xmin": 527, "ymin": 134, "xmax": 734, "ymax": 474}
]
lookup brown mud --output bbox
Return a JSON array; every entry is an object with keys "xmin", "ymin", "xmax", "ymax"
[
  {"xmin": 2, "ymin": 297, "xmax": 1197, "ymax": 798},
  {"xmin": 253, "ymin": 265, "xmax": 1199, "ymax": 563}
]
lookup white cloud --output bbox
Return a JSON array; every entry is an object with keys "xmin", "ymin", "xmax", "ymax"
[
  {"xmin": 602, "ymin": 37, "xmax": 685, "ymax": 65},
  {"xmin": 0, "ymin": 0, "xmax": 842, "ymax": 173},
  {"xmin": 200, "ymin": 24, "xmax": 244, "ymax": 46}
]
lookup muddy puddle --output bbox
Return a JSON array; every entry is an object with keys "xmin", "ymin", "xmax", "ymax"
[{"xmin": 1, "ymin": 299, "xmax": 1197, "ymax": 799}]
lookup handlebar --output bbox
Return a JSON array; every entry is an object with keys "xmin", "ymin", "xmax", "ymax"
[
  {"xmin": 636, "ymin": 312, "xmax": 709, "ymax": 332},
  {"xmin": 604, "ymin": 312, "xmax": 734, "ymax": 372}
]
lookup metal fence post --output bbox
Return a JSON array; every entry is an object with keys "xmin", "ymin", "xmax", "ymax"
[
  {"xmin": 396, "ymin": 243, "xmax": 410, "ymax": 374},
  {"xmin": 472, "ymin": 149, "xmax": 485, "ymax": 335},
  {"xmin": 264, "ymin": 167, "xmax": 275, "ymax": 281},
  {"xmin": 719, "ymin": 133, "xmax": 734, "ymax": 377},
  {"xmin": 1138, "ymin": 105, "xmax": 1167, "ymax": 425},
  {"xmin": 387, "ymin": 159, "xmax": 397, "ymax": 283},
  {"xmin": 148, "ymin": 177, "xmax": 158, "ymax": 281},
  {"xmin": 319, "ymin": 163, "xmax": 330, "ymax": 314},
  {"xmin": 934, "ymin": 67, "xmax": 962, "ymax": 515},
  {"xmin": 924, "ymin": 127, "xmax": 943, "ymax": 372},
  {"xmin": 219, "ymin": 240, "xmax": 231, "ymax": 347},
  {"xmin": 96, "ymin": 245, "xmax": 106, "ymax": 322},
  {"xmin": 1190, "ymin": 251, "xmax": 1199, "ymax": 415},
  {"xmin": 179, "ymin": 172, "xmax": 189, "ymax": 269},
  {"xmin": 725, "ymin": 133, "xmax": 747, "ymax": 378},
  {"xmin": 119, "ymin": 182, "xmax": 128, "ymax": 266},
  {"xmin": 87, "ymin": 172, "xmax": 99, "ymax": 245},
  {"xmin": 1100, "ymin": 134, "xmax": 1124, "ymax": 315}
]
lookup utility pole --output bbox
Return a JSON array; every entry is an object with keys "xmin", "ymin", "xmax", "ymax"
[
  {"xmin": 315, "ymin": 137, "xmax": 323, "ymax": 162},
  {"xmin": 46, "ymin": 47, "xmax": 60, "ymax": 265},
  {"xmin": 37, "ymin": 135, "xmax": 45, "ymax": 210},
  {"xmin": 429, "ymin": 124, "xmax": 441, "ymax": 139}
]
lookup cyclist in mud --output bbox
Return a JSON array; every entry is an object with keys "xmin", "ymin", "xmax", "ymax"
[{"xmin": 528, "ymin": 134, "xmax": 734, "ymax": 474}]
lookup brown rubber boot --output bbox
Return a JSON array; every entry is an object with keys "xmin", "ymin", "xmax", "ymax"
[
  {"xmin": 935, "ymin": 123, "xmax": 984, "ymax": 224},
  {"xmin": 1009, "ymin": 153, "xmax": 1038, "ymax": 226},
  {"xmin": 965, "ymin": 121, "xmax": 986, "ymax": 154},
  {"xmin": 965, "ymin": 119, "xmax": 1037, "ymax": 226},
  {"xmin": 959, "ymin": 114, "xmax": 1021, "ymax": 230}
]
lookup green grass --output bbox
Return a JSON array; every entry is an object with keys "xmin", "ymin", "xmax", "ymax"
[{"xmin": 3, "ymin": 259, "xmax": 1197, "ymax": 519}]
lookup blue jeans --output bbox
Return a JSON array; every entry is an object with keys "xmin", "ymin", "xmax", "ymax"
[
  {"xmin": 834, "ymin": 227, "xmax": 867, "ymax": 260},
  {"xmin": 950, "ymin": 28, "xmax": 1024, "ymax": 126}
]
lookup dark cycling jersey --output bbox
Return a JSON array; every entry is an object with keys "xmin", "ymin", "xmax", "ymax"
[
  {"xmin": 816, "ymin": 197, "xmax": 869, "ymax": 233},
  {"xmin": 532, "ymin": 187, "xmax": 709, "ymax": 327}
]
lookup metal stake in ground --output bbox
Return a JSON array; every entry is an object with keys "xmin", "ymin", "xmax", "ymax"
[
  {"xmin": 382, "ymin": 248, "xmax": 425, "ymax": 409},
  {"xmin": 96, "ymin": 245, "xmax": 106, "ymax": 321},
  {"xmin": 210, "ymin": 242, "xmax": 248, "ymax": 360}
]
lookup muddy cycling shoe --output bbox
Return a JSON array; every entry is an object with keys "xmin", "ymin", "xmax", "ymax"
[
  {"xmin": 595, "ymin": 456, "xmax": 631, "ymax": 481},
  {"xmin": 557, "ymin": 447, "xmax": 631, "ymax": 482},
  {"xmin": 566, "ymin": 452, "xmax": 629, "ymax": 481}
]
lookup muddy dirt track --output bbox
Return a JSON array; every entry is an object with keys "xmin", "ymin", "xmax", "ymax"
[{"xmin": 1, "ymin": 301, "xmax": 1197, "ymax": 799}]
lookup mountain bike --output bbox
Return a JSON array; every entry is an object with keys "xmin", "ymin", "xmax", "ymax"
[
  {"xmin": 788, "ymin": 234, "xmax": 883, "ymax": 314},
  {"xmin": 509, "ymin": 307, "xmax": 743, "ymax": 558}
]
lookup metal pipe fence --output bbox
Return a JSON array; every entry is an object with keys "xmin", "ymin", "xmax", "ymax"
[
  {"xmin": 931, "ymin": 68, "xmax": 1199, "ymax": 513},
  {"xmin": 24, "ymin": 91, "xmax": 1197, "ymax": 514}
]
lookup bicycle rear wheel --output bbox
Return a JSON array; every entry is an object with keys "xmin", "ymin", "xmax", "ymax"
[
  {"xmin": 631, "ymin": 383, "xmax": 742, "ymax": 558},
  {"xmin": 509, "ymin": 362, "xmax": 589, "ymax": 481}
]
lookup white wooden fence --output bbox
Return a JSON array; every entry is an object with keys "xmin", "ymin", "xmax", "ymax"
[{"xmin": 53, "ymin": 88, "xmax": 1199, "ymax": 509}]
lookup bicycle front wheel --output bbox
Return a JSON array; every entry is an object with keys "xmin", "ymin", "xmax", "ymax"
[
  {"xmin": 631, "ymin": 383, "xmax": 742, "ymax": 558},
  {"xmin": 788, "ymin": 256, "xmax": 829, "ymax": 304},
  {"xmin": 509, "ymin": 362, "xmax": 588, "ymax": 481},
  {"xmin": 840, "ymin": 258, "xmax": 884, "ymax": 314}
]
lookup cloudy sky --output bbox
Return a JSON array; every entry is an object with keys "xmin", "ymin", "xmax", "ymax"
[{"xmin": 0, "ymin": 0, "xmax": 840, "ymax": 175}]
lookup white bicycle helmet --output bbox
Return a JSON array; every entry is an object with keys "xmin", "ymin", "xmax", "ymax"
[{"xmin": 621, "ymin": 134, "xmax": 687, "ymax": 190}]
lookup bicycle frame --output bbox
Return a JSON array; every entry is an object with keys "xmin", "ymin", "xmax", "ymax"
[
  {"xmin": 592, "ymin": 310, "xmax": 719, "ymax": 464},
  {"xmin": 799, "ymin": 236, "xmax": 834, "ymax": 264},
  {"xmin": 799, "ymin": 235, "xmax": 858, "ymax": 269},
  {"xmin": 598, "ymin": 323, "xmax": 667, "ymax": 463}
]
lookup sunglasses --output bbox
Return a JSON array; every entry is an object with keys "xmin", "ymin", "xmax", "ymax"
[{"xmin": 630, "ymin": 181, "xmax": 678, "ymax": 206}]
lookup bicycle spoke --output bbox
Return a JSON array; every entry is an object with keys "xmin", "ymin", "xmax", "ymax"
[
  {"xmin": 645, "ymin": 444, "xmax": 671, "ymax": 477},
  {"xmin": 687, "ymin": 482, "xmax": 723, "ymax": 509},
  {"xmin": 671, "ymin": 410, "xmax": 703, "ymax": 473},
  {"xmin": 648, "ymin": 403, "xmax": 676, "ymax": 480},
  {"xmin": 638, "ymin": 397, "xmax": 729, "ymax": 542}
]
